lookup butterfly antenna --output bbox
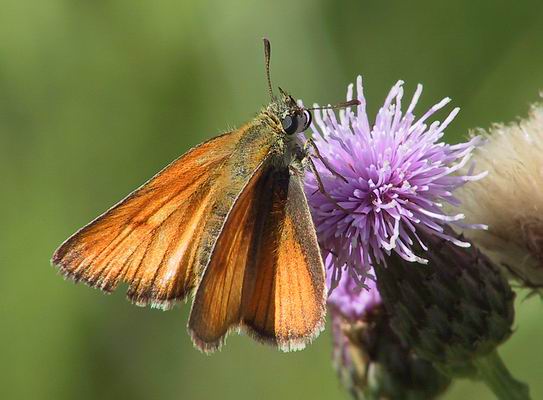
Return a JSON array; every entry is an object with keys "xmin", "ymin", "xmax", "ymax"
[
  {"xmin": 263, "ymin": 38, "xmax": 276, "ymax": 100},
  {"xmin": 306, "ymin": 99, "xmax": 360, "ymax": 111}
]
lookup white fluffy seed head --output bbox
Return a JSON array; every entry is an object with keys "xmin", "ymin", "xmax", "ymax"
[{"xmin": 455, "ymin": 103, "xmax": 543, "ymax": 287}]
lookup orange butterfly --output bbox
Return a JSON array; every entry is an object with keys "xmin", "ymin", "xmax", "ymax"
[{"xmin": 52, "ymin": 39, "xmax": 357, "ymax": 352}]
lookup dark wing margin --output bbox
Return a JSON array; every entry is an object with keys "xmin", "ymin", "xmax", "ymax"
[{"xmin": 188, "ymin": 161, "xmax": 326, "ymax": 352}]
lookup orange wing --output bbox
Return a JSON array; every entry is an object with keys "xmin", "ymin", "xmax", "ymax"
[
  {"xmin": 242, "ymin": 171, "xmax": 326, "ymax": 351},
  {"xmin": 188, "ymin": 163, "xmax": 326, "ymax": 352},
  {"xmin": 188, "ymin": 164, "xmax": 266, "ymax": 349},
  {"xmin": 52, "ymin": 124, "xmax": 273, "ymax": 309}
]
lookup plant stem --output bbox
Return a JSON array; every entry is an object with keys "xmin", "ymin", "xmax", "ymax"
[{"xmin": 473, "ymin": 350, "xmax": 531, "ymax": 400}]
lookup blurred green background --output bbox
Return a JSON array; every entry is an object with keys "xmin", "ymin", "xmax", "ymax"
[{"xmin": 2, "ymin": 1, "xmax": 543, "ymax": 399}]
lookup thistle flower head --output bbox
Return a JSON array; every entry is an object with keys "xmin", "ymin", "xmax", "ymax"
[
  {"xmin": 455, "ymin": 103, "xmax": 543, "ymax": 288},
  {"xmin": 305, "ymin": 76, "xmax": 484, "ymax": 287}
]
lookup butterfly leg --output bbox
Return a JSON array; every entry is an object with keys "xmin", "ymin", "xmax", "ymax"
[
  {"xmin": 305, "ymin": 138, "xmax": 348, "ymax": 183},
  {"xmin": 304, "ymin": 155, "xmax": 365, "ymax": 215}
]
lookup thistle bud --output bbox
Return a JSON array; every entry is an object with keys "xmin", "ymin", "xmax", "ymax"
[
  {"xmin": 329, "ymin": 271, "xmax": 450, "ymax": 399},
  {"xmin": 374, "ymin": 227, "xmax": 530, "ymax": 399},
  {"xmin": 455, "ymin": 103, "xmax": 543, "ymax": 288},
  {"xmin": 331, "ymin": 308, "xmax": 451, "ymax": 400}
]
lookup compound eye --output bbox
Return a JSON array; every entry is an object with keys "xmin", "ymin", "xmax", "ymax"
[
  {"xmin": 301, "ymin": 109, "xmax": 312, "ymax": 131},
  {"xmin": 282, "ymin": 114, "xmax": 299, "ymax": 135}
]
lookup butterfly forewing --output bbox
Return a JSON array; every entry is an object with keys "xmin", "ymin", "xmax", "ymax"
[
  {"xmin": 187, "ymin": 163, "xmax": 267, "ymax": 349},
  {"xmin": 188, "ymin": 160, "xmax": 326, "ymax": 352},
  {"xmin": 52, "ymin": 122, "xmax": 275, "ymax": 308}
]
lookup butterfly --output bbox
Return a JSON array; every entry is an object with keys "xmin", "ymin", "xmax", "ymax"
[{"xmin": 52, "ymin": 39, "xmax": 358, "ymax": 352}]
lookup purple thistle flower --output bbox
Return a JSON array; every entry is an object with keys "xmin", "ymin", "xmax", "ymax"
[
  {"xmin": 327, "ymin": 263, "xmax": 381, "ymax": 321},
  {"xmin": 305, "ymin": 76, "xmax": 485, "ymax": 289}
]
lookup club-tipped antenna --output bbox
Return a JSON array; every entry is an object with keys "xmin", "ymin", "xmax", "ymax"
[
  {"xmin": 306, "ymin": 99, "xmax": 361, "ymax": 111},
  {"xmin": 263, "ymin": 38, "xmax": 275, "ymax": 100}
]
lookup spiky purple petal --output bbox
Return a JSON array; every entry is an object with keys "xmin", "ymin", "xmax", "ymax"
[{"xmin": 305, "ymin": 76, "xmax": 484, "ymax": 288}]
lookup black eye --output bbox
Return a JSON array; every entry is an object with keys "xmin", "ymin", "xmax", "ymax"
[
  {"xmin": 302, "ymin": 110, "xmax": 312, "ymax": 131},
  {"xmin": 282, "ymin": 115, "xmax": 298, "ymax": 135}
]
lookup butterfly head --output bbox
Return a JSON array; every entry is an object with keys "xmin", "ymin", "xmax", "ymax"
[
  {"xmin": 275, "ymin": 87, "xmax": 312, "ymax": 135},
  {"xmin": 263, "ymin": 38, "xmax": 312, "ymax": 136},
  {"xmin": 262, "ymin": 38, "xmax": 358, "ymax": 136}
]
